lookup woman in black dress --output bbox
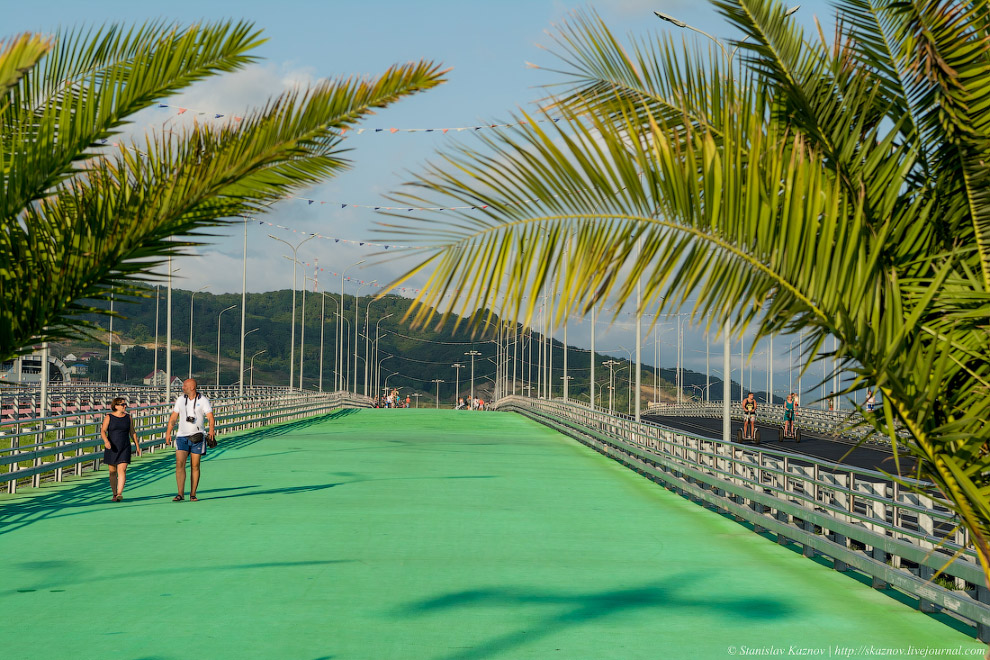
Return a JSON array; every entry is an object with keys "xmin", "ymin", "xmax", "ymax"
[{"xmin": 101, "ymin": 397, "xmax": 141, "ymax": 502}]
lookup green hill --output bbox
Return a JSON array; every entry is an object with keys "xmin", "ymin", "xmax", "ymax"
[{"xmin": 56, "ymin": 288, "xmax": 746, "ymax": 408}]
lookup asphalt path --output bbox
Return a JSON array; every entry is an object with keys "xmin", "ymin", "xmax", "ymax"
[{"xmin": 642, "ymin": 414, "xmax": 915, "ymax": 476}]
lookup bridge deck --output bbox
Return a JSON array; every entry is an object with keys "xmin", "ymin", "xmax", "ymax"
[{"xmin": 0, "ymin": 410, "xmax": 979, "ymax": 659}]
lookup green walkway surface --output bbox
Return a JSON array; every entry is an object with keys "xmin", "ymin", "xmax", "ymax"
[{"xmin": 0, "ymin": 410, "xmax": 983, "ymax": 659}]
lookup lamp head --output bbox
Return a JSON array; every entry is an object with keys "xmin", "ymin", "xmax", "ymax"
[{"xmin": 653, "ymin": 11, "xmax": 687, "ymax": 27}]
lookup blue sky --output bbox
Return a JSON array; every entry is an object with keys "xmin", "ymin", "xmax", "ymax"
[{"xmin": 10, "ymin": 0, "xmax": 845, "ymax": 402}]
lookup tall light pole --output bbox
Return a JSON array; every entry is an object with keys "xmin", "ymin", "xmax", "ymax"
[
  {"xmin": 188, "ymin": 286, "xmax": 209, "ymax": 378},
  {"xmin": 374, "ymin": 315, "xmax": 392, "ymax": 397},
  {"xmin": 603, "ymin": 360, "xmax": 620, "ymax": 414},
  {"xmin": 465, "ymin": 350, "xmax": 481, "ymax": 408},
  {"xmin": 249, "ymin": 349, "xmax": 266, "ymax": 387},
  {"xmin": 319, "ymin": 291, "xmax": 339, "ymax": 393},
  {"xmin": 239, "ymin": 217, "xmax": 248, "ymax": 397},
  {"xmin": 339, "ymin": 259, "xmax": 365, "ymax": 391},
  {"xmin": 269, "ymin": 233, "xmax": 316, "ymax": 390},
  {"xmin": 376, "ymin": 351, "xmax": 392, "ymax": 401},
  {"xmin": 451, "ymin": 363, "xmax": 464, "ymax": 404},
  {"xmin": 216, "ymin": 304, "xmax": 237, "ymax": 386},
  {"xmin": 354, "ymin": 279, "xmax": 377, "ymax": 395},
  {"xmin": 166, "ymin": 254, "xmax": 173, "ymax": 401},
  {"xmin": 589, "ymin": 305, "xmax": 595, "ymax": 409},
  {"xmin": 657, "ymin": 3, "xmax": 800, "ymax": 444},
  {"xmin": 154, "ymin": 285, "xmax": 160, "ymax": 384},
  {"xmin": 432, "ymin": 379, "xmax": 444, "ymax": 409},
  {"xmin": 107, "ymin": 295, "xmax": 113, "ymax": 386},
  {"xmin": 363, "ymin": 294, "xmax": 383, "ymax": 396}
]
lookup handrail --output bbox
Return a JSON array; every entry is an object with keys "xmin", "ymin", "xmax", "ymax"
[
  {"xmin": 494, "ymin": 395, "xmax": 990, "ymax": 641},
  {"xmin": 1, "ymin": 389, "xmax": 371, "ymax": 492},
  {"xmin": 644, "ymin": 400, "xmax": 892, "ymax": 443}
]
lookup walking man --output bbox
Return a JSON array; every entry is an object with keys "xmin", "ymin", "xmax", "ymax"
[{"xmin": 165, "ymin": 378, "xmax": 215, "ymax": 502}]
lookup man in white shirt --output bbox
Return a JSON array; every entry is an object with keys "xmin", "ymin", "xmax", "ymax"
[{"xmin": 165, "ymin": 379, "xmax": 215, "ymax": 502}]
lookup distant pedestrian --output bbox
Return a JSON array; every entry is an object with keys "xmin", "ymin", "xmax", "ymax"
[
  {"xmin": 742, "ymin": 392, "xmax": 757, "ymax": 438},
  {"xmin": 828, "ymin": 392, "xmax": 834, "ymax": 411},
  {"xmin": 100, "ymin": 397, "xmax": 141, "ymax": 502},
  {"xmin": 784, "ymin": 393, "xmax": 796, "ymax": 436},
  {"xmin": 456, "ymin": 397, "xmax": 466, "ymax": 410},
  {"xmin": 865, "ymin": 390, "xmax": 876, "ymax": 413},
  {"xmin": 165, "ymin": 379, "xmax": 215, "ymax": 502}
]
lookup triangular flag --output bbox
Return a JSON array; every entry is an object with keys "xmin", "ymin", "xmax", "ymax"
[
  {"xmin": 335, "ymin": 239, "xmax": 340, "ymax": 243},
  {"xmin": 390, "ymin": 128, "xmax": 399, "ymax": 133},
  {"xmin": 215, "ymin": 114, "xmax": 224, "ymax": 119},
  {"xmin": 340, "ymin": 128, "xmax": 348, "ymax": 136},
  {"xmin": 234, "ymin": 116, "xmax": 242, "ymax": 122},
  {"xmin": 177, "ymin": 108, "xmax": 187, "ymax": 115},
  {"xmin": 308, "ymin": 200, "xmax": 314, "ymax": 205},
  {"xmin": 442, "ymin": 128, "xmax": 449, "ymax": 134},
  {"xmin": 341, "ymin": 204, "xmax": 347, "ymax": 208},
  {"xmin": 375, "ymin": 128, "xmax": 383, "ymax": 132}
]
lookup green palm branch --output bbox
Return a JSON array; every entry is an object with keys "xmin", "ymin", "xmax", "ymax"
[
  {"xmin": 384, "ymin": 0, "xmax": 990, "ymax": 589},
  {"xmin": 0, "ymin": 21, "xmax": 446, "ymax": 360}
]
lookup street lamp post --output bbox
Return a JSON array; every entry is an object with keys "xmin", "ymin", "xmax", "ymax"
[
  {"xmin": 656, "ymin": 3, "xmax": 800, "ymax": 444},
  {"xmin": 339, "ymin": 259, "xmax": 366, "ymax": 392},
  {"xmin": 249, "ymin": 349, "xmax": 266, "ymax": 387},
  {"xmin": 188, "ymin": 286, "xmax": 209, "ymax": 379},
  {"xmin": 451, "ymin": 363, "xmax": 464, "ymax": 405},
  {"xmin": 363, "ymin": 294, "xmax": 383, "ymax": 397},
  {"xmin": 412, "ymin": 393, "xmax": 422, "ymax": 408},
  {"xmin": 432, "ymin": 379, "xmax": 444, "ymax": 409},
  {"xmin": 353, "ymin": 279, "xmax": 377, "ymax": 396},
  {"xmin": 374, "ymin": 315, "xmax": 392, "ymax": 397},
  {"xmin": 216, "ymin": 304, "xmax": 237, "ymax": 386},
  {"xmin": 603, "ymin": 360, "xmax": 620, "ymax": 414},
  {"xmin": 465, "ymin": 350, "xmax": 481, "ymax": 409},
  {"xmin": 268, "ymin": 233, "xmax": 316, "ymax": 390},
  {"xmin": 319, "ymin": 291, "xmax": 339, "ymax": 393}
]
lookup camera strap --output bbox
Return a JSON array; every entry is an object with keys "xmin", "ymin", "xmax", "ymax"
[{"xmin": 183, "ymin": 394, "xmax": 201, "ymax": 428}]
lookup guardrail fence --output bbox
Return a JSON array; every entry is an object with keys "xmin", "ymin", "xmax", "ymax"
[
  {"xmin": 645, "ymin": 400, "xmax": 891, "ymax": 443},
  {"xmin": 1, "ymin": 388, "xmax": 370, "ymax": 494},
  {"xmin": 497, "ymin": 395, "xmax": 989, "ymax": 642}
]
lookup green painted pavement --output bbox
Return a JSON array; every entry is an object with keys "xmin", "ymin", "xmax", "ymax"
[{"xmin": 0, "ymin": 409, "xmax": 982, "ymax": 660}]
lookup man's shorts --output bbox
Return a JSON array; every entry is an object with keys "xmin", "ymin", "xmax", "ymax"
[
  {"xmin": 745, "ymin": 412, "xmax": 756, "ymax": 421},
  {"xmin": 175, "ymin": 435, "xmax": 206, "ymax": 455}
]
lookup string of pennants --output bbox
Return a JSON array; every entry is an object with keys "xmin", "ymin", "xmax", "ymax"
[
  {"xmin": 155, "ymin": 102, "xmax": 561, "ymax": 134},
  {"xmin": 256, "ymin": 219, "xmax": 425, "ymax": 251},
  {"xmin": 296, "ymin": 259, "xmax": 428, "ymax": 297},
  {"xmin": 92, "ymin": 141, "xmax": 576, "ymax": 213}
]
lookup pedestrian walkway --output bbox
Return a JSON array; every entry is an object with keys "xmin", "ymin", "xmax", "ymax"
[{"xmin": 0, "ymin": 410, "xmax": 981, "ymax": 659}]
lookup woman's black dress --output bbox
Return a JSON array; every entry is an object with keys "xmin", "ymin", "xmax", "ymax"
[{"xmin": 104, "ymin": 414, "xmax": 132, "ymax": 465}]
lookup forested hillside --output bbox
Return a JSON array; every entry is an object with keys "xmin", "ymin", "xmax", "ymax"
[{"xmin": 55, "ymin": 288, "xmax": 747, "ymax": 408}]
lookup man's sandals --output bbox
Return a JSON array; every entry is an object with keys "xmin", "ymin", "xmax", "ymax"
[{"xmin": 173, "ymin": 494, "xmax": 198, "ymax": 502}]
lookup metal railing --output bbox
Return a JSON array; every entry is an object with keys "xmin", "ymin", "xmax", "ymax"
[
  {"xmin": 1, "ymin": 389, "xmax": 371, "ymax": 493},
  {"xmin": 496, "ymin": 395, "xmax": 989, "ymax": 641},
  {"xmin": 1, "ymin": 384, "xmax": 293, "ymax": 423},
  {"xmin": 644, "ymin": 400, "xmax": 890, "ymax": 442}
]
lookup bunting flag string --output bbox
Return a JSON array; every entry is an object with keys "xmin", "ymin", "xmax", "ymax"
[
  {"xmin": 155, "ymin": 102, "xmax": 559, "ymax": 134},
  {"xmin": 256, "ymin": 218, "xmax": 427, "ymax": 251}
]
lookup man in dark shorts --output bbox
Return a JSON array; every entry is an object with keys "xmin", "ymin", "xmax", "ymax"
[
  {"xmin": 165, "ymin": 378, "xmax": 215, "ymax": 502},
  {"xmin": 742, "ymin": 392, "xmax": 757, "ymax": 438}
]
